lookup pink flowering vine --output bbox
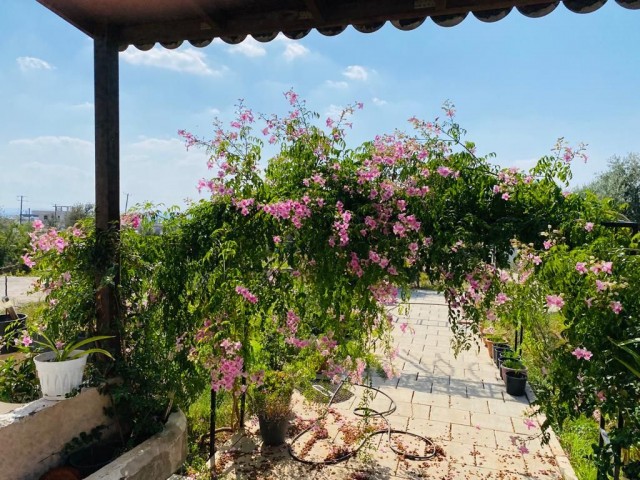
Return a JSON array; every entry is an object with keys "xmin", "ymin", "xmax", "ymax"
[
  {"xmin": 235, "ymin": 285, "xmax": 258, "ymax": 304},
  {"xmin": 545, "ymin": 295, "xmax": 564, "ymax": 309}
]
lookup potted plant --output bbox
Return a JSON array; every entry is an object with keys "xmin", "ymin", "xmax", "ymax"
[
  {"xmin": 501, "ymin": 358, "xmax": 527, "ymax": 382},
  {"xmin": 484, "ymin": 334, "xmax": 505, "ymax": 358},
  {"xmin": 493, "ymin": 343, "xmax": 512, "ymax": 366},
  {"xmin": 498, "ymin": 350, "xmax": 521, "ymax": 379},
  {"xmin": 32, "ymin": 331, "xmax": 113, "ymax": 400},
  {"xmin": 505, "ymin": 370, "xmax": 527, "ymax": 397},
  {"xmin": 249, "ymin": 370, "xmax": 294, "ymax": 446}
]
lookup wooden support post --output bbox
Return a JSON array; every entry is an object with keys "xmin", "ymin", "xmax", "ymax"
[
  {"xmin": 210, "ymin": 388, "xmax": 217, "ymax": 479},
  {"xmin": 94, "ymin": 33, "xmax": 121, "ymax": 354}
]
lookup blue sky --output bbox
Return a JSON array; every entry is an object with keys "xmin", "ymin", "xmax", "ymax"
[{"xmin": 1, "ymin": 1, "xmax": 639, "ymax": 213}]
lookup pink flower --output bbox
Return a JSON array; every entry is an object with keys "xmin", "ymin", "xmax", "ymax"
[
  {"xmin": 572, "ymin": 347, "xmax": 593, "ymax": 361},
  {"xmin": 501, "ymin": 192, "xmax": 510, "ymax": 201},
  {"xmin": 495, "ymin": 293, "xmax": 510, "ymax": 305},
  {"xmin": 610, "ymin": 301, "xmax": 622, "ymax": 314},
  {"xmin": 436, "ymin": 166, "xmax": 453, "ymax": 177},
  {"xmin": 32, "ymin": 219, "xmax": 44, "ymax": 230},
  {"xmin": 575, "ymin": 262, "xmax": 588, "ymax": 274},
  {"xmin": 596, "ymin": 390, "xmax": 606, "ymax": 402},
  {"xmin": 235, "ymin": 285, "xmax": 258, "ymax": 304},
  {"xmin": 523, "ymin": 419, "xmax": 536, "ymax": 430},
  {"xmin": 584, "ymin": 222, "xmax": 594, "ymax": 232},
  {"xmin": 21, "ymin": 335, "xmax": 33, "ymax": 347},
  {"xmin": 543, "ymin": 240, "xmax": 553, "ymax": 250},
  {"xmin": 546, "ymin": 295, "xmax": 564, "ymax": 309},
  {"xmin": 55, "ymin": 341, "xmax": 65, "ymax": 350},
  {"xmin": 518, "ymin": 445, "xmax": 529, "ymax": 455},
  {"xmin": 596, "ymin": 280, "xmax": 607, "ymax": 292},
  {"xmin": 601, "ymin": 262, "xmax": 613, "ymax": 274},
  {"xmin": 22, "ymin": 254, "xmax": 36, "ymax": 268},
  {"xmin": 273, "ymin": 236, "xmax": 282, "ymax": 244}
]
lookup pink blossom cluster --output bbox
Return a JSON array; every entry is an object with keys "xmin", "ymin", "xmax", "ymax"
[
  {"xmin": 332, "ymin": 206, "xmax": 352, "ymax": 247},
  {"xmin": 285, "ymin": 336, "xmax": 311, "ymax": 348},
  {"xmin": 262, "ymin": 200, "xmax": 312, "ymax": 229},
  {"xmin": 572, "ymin": 347, "xmax": 593, "ymax": 361},
  {"xmin": 196, "ymin": 178, "xmax": 234, "ymax": 196},
  {"xmin": 235, "ymin": 285, "xmax": 258, "ymax": 304},
  {"xmin": 369, "ymin": 281, "xmax": 398, "ymax": 305},
  {"xmin": 232, "ymin": 197, "xmax": 255, "ymax": 216},
  {"xmin": 121, "ymin": 213, "xmax": 141, "ymax": 229},
  {"xmin": 545, "ymin": 295, "xmax": 564, "ymax": 309},
  {"xmin": 211, "ymin": 354, "xmax": 244, "ymax": 392},
  {"xmin": 286, "ymin": 310, "xmax": 300, "ymax": 334}
]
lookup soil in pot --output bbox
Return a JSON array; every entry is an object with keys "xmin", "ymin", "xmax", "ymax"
[
  {"xmin": 505, "ymin": 371, "xmax": 527, "ymax": 397},
  {"xmin": 68, "ymin": 442, "xmax": 119, "ymax": 477},
  {"xmin": 258, "ymin": 416, "xmax": 289, "ymax": 446}
]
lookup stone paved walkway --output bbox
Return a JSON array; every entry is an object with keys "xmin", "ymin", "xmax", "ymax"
[{"xmin": 212, "ymin": 290, "xmax": 578, "ymax": 479}]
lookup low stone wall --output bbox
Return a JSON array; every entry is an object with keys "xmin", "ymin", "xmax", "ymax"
[
  {"xmin": 0, "ymin": 388, "xmax": 115, "ymax": 480},
  {"xmin": 86, "ymin": 410, "xmax": 187, "ymax": 480}
]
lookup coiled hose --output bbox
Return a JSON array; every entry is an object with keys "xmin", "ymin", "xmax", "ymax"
[{"xmin": 288, "ymin": 378, "xmax": 436, "ymax": 465}]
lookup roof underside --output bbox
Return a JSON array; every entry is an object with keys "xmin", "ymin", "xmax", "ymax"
[{"xmin": 37, "ymin": 0, "xmax": 640, "ymax": 51}]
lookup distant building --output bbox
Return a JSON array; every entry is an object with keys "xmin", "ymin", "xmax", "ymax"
[{"xmin": 31, "ymin": 207, "xmax": 70, "ymax": 226}]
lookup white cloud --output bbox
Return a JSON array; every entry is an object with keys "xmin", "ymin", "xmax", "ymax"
[
  {"xmin": 228, "ymin": 38, "xmax": 267, "ymax": 58},
  {"xmin": 9, "ymin": 136, "xmax": 93, "ymax": 149},
  {"xmin": 343, "ymin": 65, "xmax": 369, "ymax": 81},
  {"xmin": 282, "ymin": 42, "xmax": 310, "ymax": 61},
  {"xmin": 17, "ymin": 56, "xmax": 54, "ymax": 71},
  {"xmin": 372, "ymin": 97, "xmax": 388, "ymax": 106},
  {"xmin": 70, "ymin": 102, "xmax": 94, "ymax": 110},
  {"xmin": 326, "ymin": 80, "xmax": 349, "ymax": 89},
  {"xmin": 207, "ymin": 107, "xmax": 221, "ymax": 115},
  {"xmin": 325, "ymin": 104, "xmax": 345, "ymax": 119},
  {"xmin": 121, "ymin": 46, "xmax": 223, "ymax": 76}
]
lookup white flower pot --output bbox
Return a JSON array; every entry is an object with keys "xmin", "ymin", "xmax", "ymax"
[{"xmin": 34, "ymin": 350, "xmax": 88, "ymax": 400}]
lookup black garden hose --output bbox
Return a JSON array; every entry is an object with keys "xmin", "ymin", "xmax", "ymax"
[{"xmin": 288, "ymin": 378, "xmax": 436, "ymax": 465}]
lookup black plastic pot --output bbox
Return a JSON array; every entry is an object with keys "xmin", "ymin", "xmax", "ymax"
[
  {"xmin": 258, "ymin": 416, "xmax": 289, "ymax": 446},
  {"xmin": 0, "ymin": 313, "xmax": 27, "ymax": 354},
  {"xmin": 492, "ymin": 343, "xmax": 511, "ymax": 366},
  {"xmin": 68, "ymin": 443, "xmax": 119, "ymax": 476},
  {"xmin": 505, "ymin": 371, "xmax": 527, "ymax": 397}
]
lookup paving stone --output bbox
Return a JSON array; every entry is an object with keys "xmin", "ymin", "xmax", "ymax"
[
  {"xmin": 450, "ymin": 423, "xmax": 497, "ymax": 448},
  {"xmin": 438, "ymin": 440, "xmax": 476, "ymax": 466},
  {"xmin": 407, "ymin": 417, "xmax": 451, "ymax": 442},
  {"xmin": 412, "ymin": 391, "xmax": 450, "ymax": 408},
  {"xmin": 523, "ymin": 451, "xmax": 563, "ymax": 478},
  {"xmin": 471, "ymin": 412, "xmax": 515, "ymax": 432},
  {"xmin": 450, "ymin": 396, "xmax": 490, "ymax": 414},
  {"xmin": 475, "ymin": 444, "xmax": 527, "ymax": 473},
  {"xmin": 430, "ymin": 406, "xmax": 470, "ymax": 426},
  {"xmin": 391, "ymin": 400, "xmax": 413, "ymax": 418},
  {"xmin": 493, "ymin": 431, "xmax": 555, "ymax": 458}
]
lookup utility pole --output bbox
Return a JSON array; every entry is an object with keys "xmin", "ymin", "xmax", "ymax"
[
  {"xmin": 54, "ymin": 204, "xmax": 58, "ymax": 228},
  {"xmin": 124, "ymin": 193, "xmax": 130, "ymax": 212},
  {"xmin": 17, "ymin": 195, "xmax": 25, "ymax": 224}
]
